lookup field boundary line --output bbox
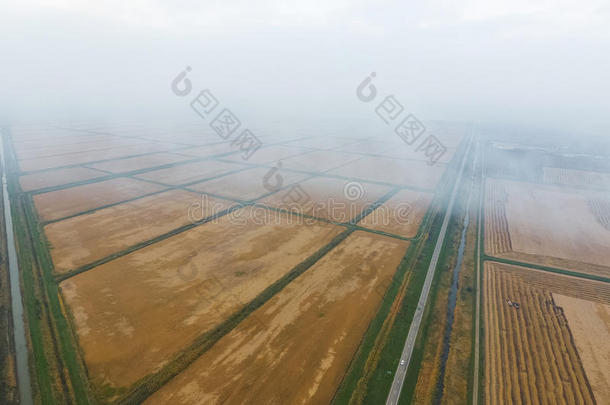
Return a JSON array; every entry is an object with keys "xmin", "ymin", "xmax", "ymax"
[{"xmin": 482, "ymin": 256, "xmax": 610, "ymax": 284}]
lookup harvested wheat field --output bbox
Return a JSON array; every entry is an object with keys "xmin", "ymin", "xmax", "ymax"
[
  {"xmin": 359, "ymin": 189, "xmax": 433, "ymax": 238},
  {"xmin": 484, "ymin": 178, "xmax": 610, "ymax": 277},
  {"xmin": 259, "ymin": 176, "xmax": 391, "ymax": 222},
  {"xmin": 284, "ymin": 135, "xmax": 359, "ymax": 150},
  {"xmin": 33, "ymin": 177, "xmax": 167, "ymax": 221},
  {"xmin": 222, "ymin": 144, "xmax": 309, "ymax": 164},
  {"xmin": 86, "ymin": 152, "xmax": 193, "ymax": 173},
  {"xmin": 278, "ymin": 149, "xmax": 362, "ymax": 172},
  {"xmin": 19, "ymin": 167, "xmax": 107, "ymax": 192},
  {"xmin": 328, "ymin": 155, "xmax": 446, "ymax": 189},
  {"xmin": 59, "ymin": 208, "xmax": 343, "ymax": 390},
  {"xmin": 543, "ymin": 167, "xmax": 610, "ymax": 190},
  {"xmin": 188, "ymin": 167, "xmax": 309, "ymax": 201},
  {"xmin": 18, "ymin": 142, "xmax": 176, "ymax": 172},
  {"xmin": 144, "ymin": 231, "xmax": 409, "ymax": 405},
  {"xmin": 45, "ymin": 190, "xmax": 234, "ymax": 273},
  {"xmin": 483, "ymin": 261, "xmax": 610, "ymax": 405},
  {"xmin": 134, "ymin": 159, "xmax": 247, "ymax": 186},
  {"xmin": 171, "ymin": 142, "xmax": 235, "ymax": 158},
  {"xmin": 15, "ymin": 138, "xmax": 146, "ymax": 160},
  {"xmin": 553, "ymin": 295, "xmax": 610, "ymax": 404}
]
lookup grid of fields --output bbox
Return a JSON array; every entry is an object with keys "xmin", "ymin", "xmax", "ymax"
[{"xmin": 7, "ymin": 122, "xmax": 464, "ymax": 404}]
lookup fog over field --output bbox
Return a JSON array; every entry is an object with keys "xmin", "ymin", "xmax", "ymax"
[
  {"xmin": 1, "ymin": 0, "xmax": 610, "ymax": 140},
  {"xmin": 1, "ymin": 2, "xmax": 610, "ymax": 405}
]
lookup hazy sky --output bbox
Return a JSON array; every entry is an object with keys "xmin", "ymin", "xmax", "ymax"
[{"xmin": 1, "ymin": 0, "xmax": 609, "ymax": 136}]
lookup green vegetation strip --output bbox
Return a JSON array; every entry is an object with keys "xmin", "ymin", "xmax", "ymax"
[
  {"xmin": 397, "ymin": 194, "xmax": 468, "ymax": 405},
  {"xmin": 331, "ymin": 208, "xmax": 438, "ymax": 404},
  {"xmin": 482, "ymin": 256, "xmax": 610, "ymax": 284},
  {"xmin": 330, "ymin": 135, "xmax": 469, "ymax": 405},
  {"xmin": 5, "ymin": 131, "xmax": 92, "ymax": 405}
]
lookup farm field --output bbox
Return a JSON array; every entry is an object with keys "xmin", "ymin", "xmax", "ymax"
[
  {"xmin": 553, "ymin": 295, "xmax": 610, "ymax": 403},
  {"xmin": 276, "ymin": 149, "xmax": 363, "ymax": 172},
  {"xmin": 221, "ymin": 144, "xmax": 309, "ymax": 164},
  {"xmin": 134, "ymin": 159, "xmax": 248, "ymax": 186},
  {"xmin": 18, "ymin": 167, "xmax": 108, "ymax": 192},
  {"xmin": 32, "ymin": 177, "xmax": 167, "ymax": 222},
  {"xmin": 543, "ymin": 167, "xmax": 610, "ymax": 190},
  {"xmin": 144, "ymin": 231, "xmax": 409, "ymax": 405},
  {"xmin": 187, "ymin": 166, "xmax": 309, "ymax": 202},
  {"xmin": 484, "ymin": 178, "xmax": 610, "ymax": 278},
  {"xmin": 59, "ymin": 208, "xmax": 343, "ymax": 391},
  {"xmin": 18, "ymin": 142, "xmax": 178, "ymax": 172},
  {"xmin": 44, "ymin": 189, "xmax": 234, "ymax": 273},
  {"xmin": 483, "ymin": 261, "xmax": 610, "ymax": 405},
  {"xmin": 86, "ymin": 152, "xmax": 193, "ymax": 173},
  {"xmin": 3, "ymin": 122, "xmax": 466, "ymax": 405},
  {"xmin": 328, "ymin": 155, "xmax": 446, "ymax": 189},
  {"xmin": 259, "ymin": 175, "xmax": 391, "ymax": 222},
  {"xmin": 359, "ymin": 189, "xmax": 433, "ymax": 238}
]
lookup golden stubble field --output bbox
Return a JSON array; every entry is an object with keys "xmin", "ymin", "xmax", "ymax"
[
  {"xmin": 44, "ymin": 189, "xmax": 234, "ymax": 273},
  {"xmin": 33, "ymin": 177, "xmax": 167, "ymax": 221},
  {"xmin": 484, "ymin": 178, "xmax": 610, "ymax": 277},
  {"xmin": 484, "ymin": 262, "xmax": 610, "ymax": 405},
  {"xmin": 19, "ymin": 167, "xmax": 108, "ymax": 192},
  {"xmin": 59, "ymin": 208, "xmax": 343, "ymax": 390},
  {"xmin": 259, "ymin": 176, "xmax": 391, "ymax": 222},
  {"xmin": 359, "ymin": 189, "xmax": 433, "ymax": 238},
  {"xmin": 144, "ymin": 231, "xmax": 409, "ymax": 405}
]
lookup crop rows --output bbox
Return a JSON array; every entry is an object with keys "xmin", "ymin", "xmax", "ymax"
[
  {"xmin": 484, "ymin": 263, "xmax": 595, "ymax": 405},
  {"xmin": 587, "ymin": 197, "xmax": 610, "ymax": 231},
  {"xmin": 484, "ymin": 182, "xmax": 513, "ymax": 255},
  {"xmin": 544, "ymin": 168, "xmax": 610, "ymax": 189}
]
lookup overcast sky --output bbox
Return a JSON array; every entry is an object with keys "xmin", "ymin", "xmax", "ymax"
[{"xmin": 1, "ymin": 0, "xmax": 609, "ymax": 137}]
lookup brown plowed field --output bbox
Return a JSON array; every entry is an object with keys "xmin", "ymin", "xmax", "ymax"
[
  {"xmin": 59, "ymin": 209, "xmax": 343, "ymax": 389},
  {"xmin": 144, "ymin": 232, "xmax": 409, "ymax": 405},
  {"xmin": 483, "ymin": 262, "xmax": 608, "ymax": 405}
]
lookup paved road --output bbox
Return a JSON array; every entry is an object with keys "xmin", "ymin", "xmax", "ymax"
[{"xmin": 385, "ymin": 134, "xmax": 474, "ymax": 405}]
